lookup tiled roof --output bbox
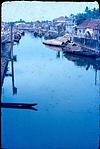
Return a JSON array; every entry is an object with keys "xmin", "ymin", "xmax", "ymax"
[
  {"xmin": 76, "ymin": 19, "xmax": 100, "ymax": 29},
  {"xmin": 54, "ymin": 16, "xmax": 66, "ymax": 22}
]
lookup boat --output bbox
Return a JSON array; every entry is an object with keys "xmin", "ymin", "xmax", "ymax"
[
  {"xmin": 0, "ymin": 102, "xmax": 38, "ymax": 111},
  {"xmin": 43, "ymin": 39, "xmax": 66, "ymax": 48},
  {"xmin": 63, "ymin": 47, "xmax": 100, "ymax": 58}
]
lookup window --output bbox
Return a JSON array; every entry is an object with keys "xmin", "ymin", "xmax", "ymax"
[{"xmin": 83, "ymin": 30, "xmax": 85, "ymax": 33}]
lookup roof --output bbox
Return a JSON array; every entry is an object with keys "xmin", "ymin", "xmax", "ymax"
[
  {"xmin": 56, "ymin": 36, "xmax": 68, "ymax": 43},
  {"xmin": 76, "ymin": 19, "xmax": 100, "ymax": 29},
  {"xmin": 54, "ymin": 16, "xmax": 66, "ymax": 22}
]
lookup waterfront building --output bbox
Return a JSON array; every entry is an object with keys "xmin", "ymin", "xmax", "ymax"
[
  {"xmin": 74, "ymin": 19, "xmax": 100, "ymax": 50},
  {"xmin": 53, "ymin": 16, "xmax": 66, "ymax": 23},
  {"xmin": 76, "ymin": 19, "xmax": 100, "ymax": 40},
  {"xmin": 65, "ymin": 14, "xmax": 76, "ymax": 34}
]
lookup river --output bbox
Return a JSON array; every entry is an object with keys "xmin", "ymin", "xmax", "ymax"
[{"xmin": 1, "ymin": 33, "xmax": 100, "ymax": 149}]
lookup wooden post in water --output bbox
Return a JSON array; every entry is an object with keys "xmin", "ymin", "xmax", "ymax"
[
  {"xmin": 97, "ymin": 24, "xmax": 100, "ymax": 51},
  {"xmin": 95, "ymin": 69, "xmax": 97, "ymax": 85},
  {"xmin": 10, "ymin": 22, "xmax": 17, "ymax": 95},
  {"xmin": 10, "ymin": 22, "xmax": 14, "ymax": 59},
  {"xmin": 10, "ymin": 22, "xmax": 14, "ymax": 93}
]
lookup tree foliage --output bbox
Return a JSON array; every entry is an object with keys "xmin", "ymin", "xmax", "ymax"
[{"xmin": 75, "ymin": 7, "xmax": 100, "ymax": 25}]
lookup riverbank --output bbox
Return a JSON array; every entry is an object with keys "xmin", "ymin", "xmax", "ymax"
[
  {"xmin": 1, "ymin": 43, "xmax": 12, "ymax": 86},
  {"xmin": 1, "ymin": 30, "xmax": 25, "ymax": 44},
  {"xmin": 1, "ymin": 31, "xmax": 24, "ymax": 86}
]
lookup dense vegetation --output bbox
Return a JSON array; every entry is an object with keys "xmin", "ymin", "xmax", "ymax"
[{"xmin": 75, "ymin": 7, "xmax": 100, "ymax": 25}]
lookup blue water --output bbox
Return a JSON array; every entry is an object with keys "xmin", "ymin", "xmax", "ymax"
[{"xmin": 1, "ymin": 33, "xmax": 100, "ymax": 149}]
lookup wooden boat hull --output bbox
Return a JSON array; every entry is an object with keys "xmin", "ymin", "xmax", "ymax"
[
  {"xmin": 0, "ymin": 103, "xmax": 38, "ymax": 111},
  {"xmin": 63, "ymin": 48, "xmax": 100, "ymax": 59}
]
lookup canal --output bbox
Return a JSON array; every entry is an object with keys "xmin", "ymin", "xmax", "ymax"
[{"xmin": 1, "ymin": 33, "xmax": 100, "ymax": 149}]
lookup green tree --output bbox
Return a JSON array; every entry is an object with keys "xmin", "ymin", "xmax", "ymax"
[
  {"xmin": 75, "ymin": 7, "xmax": 100, "ymax": 25},
  {"xmin": 85, "ymin": 6, "xmax": 89, "ymax": 13},
  {"xmin": 75, "ymin": 13, "xmax": 86, "ymax": 25}
]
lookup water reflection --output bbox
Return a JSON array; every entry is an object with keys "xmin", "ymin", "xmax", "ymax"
[
  {"xmin": 46, "ymin": 44, "xmax": 100, "ymax": 86},
  {"xmin": 46, "ymin": 45, "xmax": 100, "ymax": 149},
  {"xmin": 44, "ymin": 45, "xmax": 64, "ymax": 59},
  {"xmin": 6, "ymin": 55, "xmax": 17, "ymax": 95},
  {"xmin": 95, "ymin": 69, "xmax": 98, "ymax": 85},
  {"xmin": 64, "ymin": 54, "xmax": 100, "ymax": 85},
  {"xmin": 63, "ymin": 53, "xmax": 100, "ymax": 149},
  {"xmin": 56, "ymin": 51, "xmax": 60, "ymax": 58},
  {"xmin": 64, "ymin": 54, "xmax": 100, "ymax": 70},
  {"xmin": 11, "ymin": 57, "xmax": 17, "ymax": 95},
  {"xmin": 45, "ymin": 45, "xmax": 62, "ymax": 52}
]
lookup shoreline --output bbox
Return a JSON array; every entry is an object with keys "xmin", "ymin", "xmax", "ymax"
[{"xmin": 43, "ymin": 35, "xmax": 100, "ymax": 59}]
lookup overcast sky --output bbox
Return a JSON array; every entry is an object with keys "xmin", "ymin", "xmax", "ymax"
[{"xmin": 1, "ymin": 1, "xmax": 99, "ymax": 22}]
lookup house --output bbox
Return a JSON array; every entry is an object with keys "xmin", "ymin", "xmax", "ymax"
[
  {"xmin": 15, "ymin": 22, "xmax": 33, "ymax": 29},
  {"xmin": 1, "ymin": 22, "xmax": 10, "ymax": 35},
  {"xmin": 76, "ymin": 19, "xmax": 100, "ymax": 40},
  {"xmin": 53, "ymin": 16, "xmax": 66, "ymax": 23},
  {"xmin": 65, "ymin": 15, "xmax": 76, "ymax": 34},
  {"xmin": 66, "ymin": 15, "xmax": 76, "ymax": 28},
  {"xmin": 52, "ymin": 16, "xmax": 67, "ymax": 34},
  {"xmin": 73, "ymin": 19, "xmax": 100, "ymax": 50}
]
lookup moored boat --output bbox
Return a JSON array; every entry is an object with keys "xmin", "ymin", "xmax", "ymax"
[
  {"xmin": 63, "ymin": 46, "xmax": 100, "ymax": 58},
  {"xmin": 43, "ymin": 39, "xmax": 66, "ymax": 47}
]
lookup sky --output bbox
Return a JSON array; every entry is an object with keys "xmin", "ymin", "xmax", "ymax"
[{"xmin": 1, "ymin": 1, "xmax": 99, "ymax": 22}]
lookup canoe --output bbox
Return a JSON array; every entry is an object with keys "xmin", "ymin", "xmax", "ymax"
[{"xmin": 0, "ymin": 102, "xmax": 38, "ymax": 111}]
